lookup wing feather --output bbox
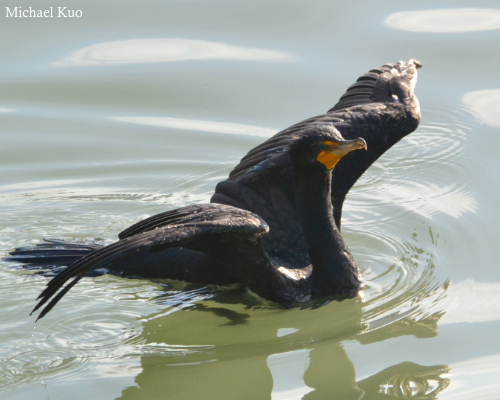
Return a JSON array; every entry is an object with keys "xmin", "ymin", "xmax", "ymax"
[
  {"xmin": 212, "ymin": 59, "xmax": 421, "ymax": 229},
  {"xmin": 33, "ymin": 204, "xmax": 272, "ymax": 320}
]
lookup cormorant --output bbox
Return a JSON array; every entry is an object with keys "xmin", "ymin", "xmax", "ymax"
[
  {"xmin": 4, "ymin": 59, "xmax": 421, "ymax": 320},
  {"xmin": 213, "ymin": 59, "xmax": 422, "ymax": 230}
]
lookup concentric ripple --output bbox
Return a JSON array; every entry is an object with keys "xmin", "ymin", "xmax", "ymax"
[
  {"xmin": 341, "ymin": 101, "xmax": 482, "ymax": 338},
  {"xmin": 344, "ymin": 102, "xmax": 480, "ymax": 227},
  {"xmin": 0, "ymin": 98, "xmax": 487, "ymax": 396}
]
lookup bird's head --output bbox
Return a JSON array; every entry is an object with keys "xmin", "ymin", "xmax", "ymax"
[{"xmin": 290, "ymin": 124, "xmax": 367, "ymax": 170}]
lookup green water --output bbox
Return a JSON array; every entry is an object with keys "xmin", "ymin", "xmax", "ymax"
[{"xmin": 1, "ymin": 0, "xmax": 500, "ymax": 399}]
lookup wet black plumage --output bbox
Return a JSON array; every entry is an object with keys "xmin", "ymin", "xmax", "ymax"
[
  {"xmin": 4, "ymin": 59, "xmax": 421, "ymax": 320},
  {"xmin": 214, "ymin": 59, "xmax": 422, "ymax": 229}
]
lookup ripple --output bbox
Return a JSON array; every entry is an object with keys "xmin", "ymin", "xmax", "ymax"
[
  {"xmin": 0, "ymin": 101, "xmax": 459, "ymax": 360},
  {"xmin": 359, "ymin": 226, "xmax": 445, "ymax": 335},
  {"xmin": 0, "ymin": 90, "xmax": 487, "ymax": 396},
  {"xmin": 43, "ymin": 191, "xmax": 205, "ymax": 206},
  {"xmin": 0, "ymin": 270, "xmax": 222, "ymax": 391},
  {"xmin": 377, "ymin": 181, "xmax": 477, "ymax": 219},
  {"xmin": 384, "ymin": 8, "xmax": 500, "ymax": 33},
  {"xmin": 343, "ymin": 130, "xmax": 451, "ymax": 335},
  {"xmin": 1, "ymin": 271, "xmax": 155, "ymax": 355},
  {"xmin": 344, "ymin": 102, "xmax": 480, "ymax": 226}
]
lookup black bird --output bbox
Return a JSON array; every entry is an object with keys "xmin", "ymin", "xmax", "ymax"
[
  {"xmin": 213, "ymin": 59, "xmax": 422, "ymax": 230},
  {"xmin": 4, "ymin": 59, "xmax": 421, "ymax": 320}
]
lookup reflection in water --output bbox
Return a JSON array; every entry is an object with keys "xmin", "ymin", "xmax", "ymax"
[
  {"xmin": 357, "ymin": 362, "xmax": 450, "ymax": 399},
  {"xmin": 277, "ymin": 328, "xmax": 299, "ymax": 337},
  {"xmin": 115, "ymin": 300, "xmax": 449, "ymax": 400},
  {"xmin": 1, "ymin": 223, "xmax": 449, "ymax": 398},
  {"xmin": 54, "ymin": 38, "xmax": 291, "ymax": 67},
  {"xmin": 118, "ymin": 214, "xmax": 449, "ymax": 398},
  {"xmin": 194, "ymin": 303, "xmax": 250, "ymax": 326},
  {"xmin": 443, "ymin": 354, "xmax": 500, "ymax": 400},
  {"xmin": 115, "ymin": 253, "xmax": 449, "ymax": 400},
  {"xmin": 1, "ymin": 170, "xmax": 452, "ymax": 398},
  {"xmin": 462, "ymin": 90, "xmax": 500, "ymax": 127},
  {"xmin": 0, "ymin": 109, "xmax": 468, "ymax": 399},
  {"xmin": 440, "ymin": 279, "xmax": 500, "ymax": 325},
  {"xmin": 113, "ymin": 116, "xmax": 278, "ymax": 137},
  {"xmin": 1, "ymin": 0, "xmax": 498, "ymax": 394},
  {"xmin": 267, "ymin": 349, "xmax": 314, "ymax": 399},
  {"xmin": 384, "ymin": 9, "xmax": 500, "ymax": 33}
]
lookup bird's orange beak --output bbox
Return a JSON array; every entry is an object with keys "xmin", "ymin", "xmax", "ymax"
[{"xmin": 317, "ymin": 138, "xmax": 367, "ymax": 169}]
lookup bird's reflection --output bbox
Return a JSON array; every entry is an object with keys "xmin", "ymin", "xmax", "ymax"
[
  {"xmin": 357, "ymin": 362, "xmax": 450, "ymax": 399},
  {"xmin": 117, "ymin": 281, "xmax": 449, "ymax": 400},
  {"xmin": 116, "ymin": 224, "xmax": 447, "ymax": 399},
  {"xmin": 193, "ymin": 303, "xmax": 250, "ymax": 326}
]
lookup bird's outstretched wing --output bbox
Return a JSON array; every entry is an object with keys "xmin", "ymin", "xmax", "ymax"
[
  {"xmin": 32, "ymin": 204, "xmax": 286, "ymax": 320},
  {"xmin": 212, "ymin": 59, "xmax": 421, "ymax": 228},
  {"xmin": 329, "ymin": 59, "xmax": 420, "ymax": 112},
  {"xmin": 118, "ymin": 204, "xmax": 215, "ymax": 239}
]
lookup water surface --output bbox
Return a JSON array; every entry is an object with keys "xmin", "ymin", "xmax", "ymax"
[{"xmin": 1, "ymin": 0, "xmax": 500, "ymax": 399}]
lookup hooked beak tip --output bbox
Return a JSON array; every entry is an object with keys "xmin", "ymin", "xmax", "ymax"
[{"xmin": 356, "ymin": 138, "xmax": 367, "ymax": 151}]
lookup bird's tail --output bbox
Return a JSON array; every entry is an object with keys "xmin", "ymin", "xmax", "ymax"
[{"xmin": 3, "ymin": 238, "xmax": 107, "ymax": 270}]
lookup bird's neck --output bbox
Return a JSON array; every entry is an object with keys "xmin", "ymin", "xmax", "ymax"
[{"xmin": 292, "ymin": 163, "xmax": 361, "ymax": 295}]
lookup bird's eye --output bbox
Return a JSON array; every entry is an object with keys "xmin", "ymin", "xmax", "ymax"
[{"xmin": 319, "ymin": 143, "xmax": 326, "ymax": 150}]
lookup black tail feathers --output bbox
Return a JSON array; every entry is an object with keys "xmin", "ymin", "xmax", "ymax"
[{"xmin": 3, "ymin": 238, "xmax": 108, "ymax": 271}]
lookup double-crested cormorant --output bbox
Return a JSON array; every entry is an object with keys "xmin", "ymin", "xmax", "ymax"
[{"xmin": 4, "ymin": 59, "xmax": 421, "ymax": 320}]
